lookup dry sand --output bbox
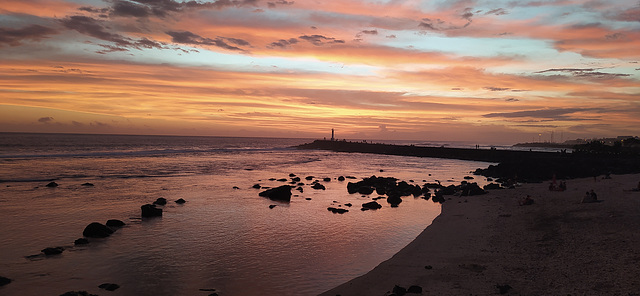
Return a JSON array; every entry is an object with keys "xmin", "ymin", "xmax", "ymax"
[{"xmin": 320, "ymin": 174, "xmax": 640, "ymax": 296}]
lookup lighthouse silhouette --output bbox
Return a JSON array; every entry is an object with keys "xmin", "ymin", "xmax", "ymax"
[{"xmin": 331, "ymin": 129, "xmax": 335, "ymax": 141}]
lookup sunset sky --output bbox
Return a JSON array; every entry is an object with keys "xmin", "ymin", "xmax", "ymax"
[{"xmin": 1, "ymin": 0, "xmax": 639, "ymax": 143}]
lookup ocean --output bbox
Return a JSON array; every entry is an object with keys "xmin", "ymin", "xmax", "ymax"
[{"xmin": 0, "ymin": 133, "xmax": 493, "ymax": 296}]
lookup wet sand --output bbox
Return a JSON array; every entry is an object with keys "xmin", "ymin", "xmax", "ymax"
[{"xmin": 320, "ymin": 174, "xmax": 640, "ymax": 295}]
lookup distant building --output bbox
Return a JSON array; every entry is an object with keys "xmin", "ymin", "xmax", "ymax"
[{"xmin": 331, "ymin": 129, "xmax": 335, "ymax": 141}]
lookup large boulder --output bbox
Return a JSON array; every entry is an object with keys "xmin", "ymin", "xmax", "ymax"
[
  {"xmin": 259, "ymin": 185, "xmax": 292, "ymax": 202},
  {"xmin": 83, "ymin": 222, "xmax": 114, "ymax": 238},
  {"xmin": 141, "ymin": 204, "xmax": 163, "ymax": 217}
]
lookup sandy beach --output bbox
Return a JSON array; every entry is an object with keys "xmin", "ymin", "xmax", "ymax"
[{"xmin": 320, "ymin": 173, "xmax": 640, "ymax": 296}]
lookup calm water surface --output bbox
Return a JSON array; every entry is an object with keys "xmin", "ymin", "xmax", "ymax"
[{"xmin": 0, "ymin": 133, "xmax": 493, "ymax": 295}]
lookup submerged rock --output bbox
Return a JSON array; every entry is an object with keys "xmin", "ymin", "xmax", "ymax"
[
  {"xmin": 45, "ymin": 182, "xmax": 58, "ymax": 187},
  {"xmin": 141, "ymin": 204, "xmax": 163, "ymax": 217},
  {"xmin": 81, "ymin": 183, "xmax": 94, "ymax": 187},
  {"xmin": 83, "ymin": 222, "xmax": 114, "ymax": 238},
  {"xmin": 259, "ymin": 185, "xmax": 292, "ymax": 202},
  {"xmin": 175, "ymin": 198, "xmax": 186, "ymax": 204}
]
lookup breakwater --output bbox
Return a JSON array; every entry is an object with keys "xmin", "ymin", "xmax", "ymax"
[
  {"xmin": 295, "ymin": 140, "xmax": 558, "ymax": 163},
  {"xmin": 296, "ymin": 140, "xmax": 640, "ymax": 183}
]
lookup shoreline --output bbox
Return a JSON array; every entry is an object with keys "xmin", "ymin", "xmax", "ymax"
[{"xmin": 320, "ymin": 173, "xmax": 640, "ymax": 295}]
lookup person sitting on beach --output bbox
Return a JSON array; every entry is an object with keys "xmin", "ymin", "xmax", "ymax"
[
  {"xmin": 581, "ymin": 190, "xmax": 598, "ymax": 203},
  {"xmin": 519, "ymin": 195, "xmax": 534, "ymax": 206}
]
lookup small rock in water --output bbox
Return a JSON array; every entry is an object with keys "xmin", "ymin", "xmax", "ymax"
[
  {"xmin": 81, "ymin": 183, "xmax": 94, "ymax": 187},
  {"xmin": 153, "ymin": 197, "xmax": 167, "ymax": 206},
  {"xmin": 106, "ymin": 219, "xmax": 125, "ymax": 228},
  {"xmin": 74, "ymin": 238, "xmax": 89, "ymax": 245},
  {"xmin": 98, "ymin": 283, "xmax": 120, "ymax": 291},
  {"xmin": 259, "ymin": 185, "xmax": 292, "ymax": 202},
  {"xmin": 0, "ymin": 276, "xmax": 11, "ymax": 286},
  {"xmin": 59, "ymin": 291, "xmax": 98, "ymax": 296},
  {"xmin": 269, "ymin": 205, "xmax": 277, "ymax": 209},
  {"xmin": 323, "ymin": 177, "xmax": 331, "ymax": 182},
  {"xmin": 252, "ymin": 184, "xmax": 261, "ymax": 189},
  {"xmin": 337, "ymin": 176, "xmax": 345, "ymax": 181},
  {"xmin": 141, "ymin": 204, "xmax": 163, "ymax": 217},
  {"xmin": 496, "ymin": 284, "xmax": 512, "ymax": 294},
  {"xmin": 175, "ymin": 198, "xmax": 186, "ymax": 204},
  {"xmin": 392, "ymin": 285, "xmax": 406, "ymax": 296},
  {"xmin": 41, "ymin": 247, "xmax": 64, "ymax": 256},
  {"xmin": 232, "ymin": 186, "xmax": 240, "ymax": 189},
  {"xmin": 46, "ymin": 182, "xmax": 59, "ymax": 187},
  {"xmin": 327, "ymin": 207, "xmax": 348, "ymax": 214},
  {"xmin": 311, "ymin": 183, "xmax": 326, "ymax": 190},
  {"xmin": 83, "ymin": 222, "xmax": 114, "ymax": 238},
  {"xmin": 407, "ymin": 285, "xmax": 423, "ymax": 293}
]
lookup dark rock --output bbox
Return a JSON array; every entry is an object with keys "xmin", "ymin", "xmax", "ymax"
[
  {"xmin": 81, "ymin": 183, "xmax": 94, "ymax": 187},
  {"xmin": 361, "ymin": 201, "xmax": 382, "ymax": 210},
  {"xmin": 357, "ymin": 186, "xmax": 374, "ymax": 195},
  {"xmin": 338, "ymin": 176, "xmax": 345, "ymax": 181},
  {"xmin": 252, "ymin": 184, "xmax": 261, "ymax": 189},
  {"xmin": 289, "ymin": 173, "xmax": 296, "ymax": 177},
  {"xmin": 296, "ymin": 187, "xmax": 303, "ymax": 193},
  {"xmin": 153, "ymin": 197, "xmax": 167, "ymax": 205},
  {"xmin": 208, "ymin": 293, "xmax": 219, "ymax": 296},
  {"xmin": 59, "ymin": 291, "xmax": 98, "ymax": 296},
  {"xmin": 269, "ymin": 205, "xmax": 277, "ymax": 209},
  {"xmin": 291, "ymin": 177, "xmax": 301, "ymax": 182},
  {"xmin": 305, "ymin": 176, "xmax": 314, "ymax": 180},
  {"xmin": 344, "ymin": 203, "xmax": 352, "ymax": 207},
  {"xmin": 106, "ymin": 219, "xmax": 125, "ymax": 228},
  {"xmin": 407, "ymin": 285, "xmax": 422, "ymax": 293},
  {"xmin": 305, "ymin": 198, "xmax": 312, "ymax": 200},
  {"xmin": 323, "ymin": 177, "xmax": 331, "ymax": 182},
  {"xmin": 0, "ymin": 276, "xmax": 11, "ymax": 286},
  {"xmin": 269, "ymin": 178, "xmax": 276, "ymax": 181},
  {"xmin": 496, "ymin": 284, "xmax": 512, "ymax": 294},
  {"xmin": 276, "ymin": 178, "xmax": 288, "ymax": 182},
  {"xmin": 460, "ymin": 182, "xmax": 486, "ymax": 196},
  {"xmin": 175, "ymin": 198, "xmax": 186, "ymax": 204},
  {"xmin": 392, "ymin": 285, "xmax": 406, "ymax": 296},
  {"xmin": 327, "ymin": 207, "xmax": 348, "ymax": 214},
  {"xmin": 141, "ymin": 204, "xmax": 163, "ymax": 217},
  {"xmin": 345, "ymin": 176, "xmax": 357, "ymax": 179},
  {"xmin": 311, "ymin": 183, "xmax": 326, "ymax": 190},
  {"xmin": 259, "ymin": 185, "xmax": 292, "ymax": 202},
  {"xmin": 41, "ymin": 247, "xmax": 64, "ymax": 255},
  {"xmin": 484, "ymin": 183, "xmax": 502, "ymax": 190},
  {"xmin": 99, "ymin": 283, "xmax": 120, "ymax": 291},
  {"xmin": 424, "ymin": 265, "xmax": 433, "ymax": 269},
  {"xmin": 463, "ymin": 176, "xmax": 474, "ymax": 179},
  {"xmin": 74, "ymin": 238, "xmax": 89, "ymax": 245},
  {"xmin": 46, "ymin": 182, "xmax": 58, "ymax": 187},
  {"xmin": 387, "ymin": 195, "xmax": 402, "ymax": 207},
  {"xmin": 233, "ymin": 186, "xmax": 240, "ymax": 189},
  {"xmin": 83, "ymin": 222, "xmax": 114, "ymax": 238}
]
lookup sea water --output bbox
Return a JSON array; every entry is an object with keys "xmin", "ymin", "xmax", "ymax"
[{"xmin": 0, "ymin": 133, "xmax": 493, "ymax": 296}]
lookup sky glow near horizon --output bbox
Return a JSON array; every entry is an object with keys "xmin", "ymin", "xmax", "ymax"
[{"xmin": 1, "ymin": 0, "xmax": 639, "ymax": 144}]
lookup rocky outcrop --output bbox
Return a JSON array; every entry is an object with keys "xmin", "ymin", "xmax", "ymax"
[
  {"xmin": 0, "ymin": 276, "xmax": 11, "ymax": 287},
  {"xmin": 153, "ymin": 197, "xmax": 167, "ymax": 206},
  {"xmin": 327, "ymin": 207, "xmax": 348, "ymax": 214}
]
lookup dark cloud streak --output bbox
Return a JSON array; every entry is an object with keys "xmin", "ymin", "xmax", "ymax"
[{"xmin": 0, "ymin": 25, "xmax": 58, "ymax": 47}]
